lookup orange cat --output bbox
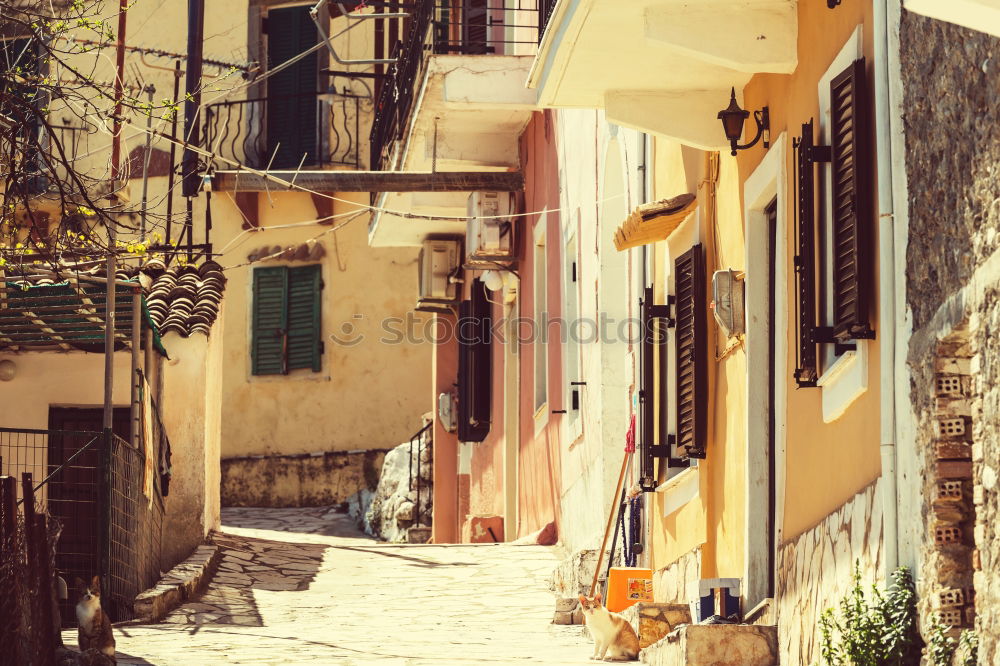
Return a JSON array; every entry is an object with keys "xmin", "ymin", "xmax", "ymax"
[
  {"xmin": 578, "ymin": 592, "xmax": 640, "ymax": 661},
  {"xmin": 75, "ymin": 576, "xmax": 115, "ymax": 660}
]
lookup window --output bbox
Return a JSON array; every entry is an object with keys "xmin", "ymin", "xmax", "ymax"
[
  {"xmin": 794, "ymin": 27, "xmax": 874, "ymax": 402},
  {"xmin": 251, "ymin": 265, "xmax": 323, "ymax": 375},
  {"xmin": 639, "ymin": 244, "xmax": 706, "ymax": 490},
  {"xmin": 533, "ymin": 221, "xmax": 547, "ymax": 411},
  {"xmin": 1, "ymin": 37, "xmax": 43, "ymax": 195},
  {"xmin": 457, "ymin": 278, "xmax": 492, "ymax": 442}
]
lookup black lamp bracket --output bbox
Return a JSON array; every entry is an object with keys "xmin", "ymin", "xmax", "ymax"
[{"xmin": 730, "ymin": 107, "xmax": 770, "ymax": 156}]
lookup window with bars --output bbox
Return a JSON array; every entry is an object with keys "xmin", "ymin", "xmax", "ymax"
[
  {"xmin": 251, "ymin": 265, "xmax": 323, "ymax": 375},
  {"xmin": 794, "ymin": 55, "xmax": 875, "ymax": 388}
]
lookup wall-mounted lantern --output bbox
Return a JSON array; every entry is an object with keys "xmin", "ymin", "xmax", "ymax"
[{"xmin": 717, "ymin": 87, "xmax": 770, "ymax": 156}]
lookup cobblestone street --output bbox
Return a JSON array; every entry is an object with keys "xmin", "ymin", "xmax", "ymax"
[{"xmin": 65, "ymin": 507, "xmax": 594, "ymax": 665}]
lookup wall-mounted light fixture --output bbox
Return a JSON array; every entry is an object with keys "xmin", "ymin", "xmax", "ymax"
[
  {"xmin": 0, "ymin": 359, "xmax": 16, "ymax": 381},
  {"xmin": 717, "ymin": 87, "xmax": 770, "ymax": 156}
]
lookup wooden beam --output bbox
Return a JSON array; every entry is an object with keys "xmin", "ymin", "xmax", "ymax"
[{"xmin": 212, "ymin": 170, "xmax": 525, "ymax": 193}]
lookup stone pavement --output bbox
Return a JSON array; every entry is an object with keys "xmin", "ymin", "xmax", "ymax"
[{"xmin": 64, "ymin": 507, "xmax": 597, "ymax": 665}]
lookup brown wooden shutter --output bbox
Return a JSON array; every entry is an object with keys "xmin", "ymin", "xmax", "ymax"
[
  {"xmin": 830, "ymin": 58, "xmax": 875, "ymax": 342},
  {"xmin": 457, "ymin": 278, "xmax": 492, "ymax": 442},
  {"xmin": 674, "ymin": 244, "xmax": 707, "ymax": 459},
  {"xmin": 639, "ymin": 286, "xmax": 679, "ymax": 490},
  {"xmin": 794, "ymin": 121, "xmax": 821, "ymax": 387}
]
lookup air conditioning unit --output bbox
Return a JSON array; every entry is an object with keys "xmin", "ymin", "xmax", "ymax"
[
  {"xmin": 417, "ymin": 239, "xmax": 461, "ymax": 310},
  {"xmin": 466, "ymin": 191, "xmax": 514, "ymax": 267}
]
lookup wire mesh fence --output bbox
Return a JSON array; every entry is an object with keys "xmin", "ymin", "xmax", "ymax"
[
  {"xmin": 1, "ymin": 475, "xmax": 65, "ymax": 666},
  {"xmin": 0, "ymin": 424, "xmax": 164, "ymax": 627}
]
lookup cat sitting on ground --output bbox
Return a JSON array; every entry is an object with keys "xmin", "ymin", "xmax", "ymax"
[
  {"xmin": 578, "ymin": 592, "xmax": 640, "ymax": 662},
  {"xmin": 75, "ymin": 576, "xmax": 115, "ymax": 662}
]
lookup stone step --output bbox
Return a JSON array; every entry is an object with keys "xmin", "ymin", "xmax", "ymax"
[{"xmin": 640, "ymin": 623, "xmax": 778, "ymax": 666}]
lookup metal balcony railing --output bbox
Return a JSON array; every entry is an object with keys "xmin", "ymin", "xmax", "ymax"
[
  {"xmin": 370, "ymin": 0, "xmax": 544, "ymax": 171},
  {"xmin": 204, "ymin": 88, "xmax": 370, "ymax": 171},
  {"xmin": 538, "ymin": 0, "xmax": 557, "ymax": 40}
]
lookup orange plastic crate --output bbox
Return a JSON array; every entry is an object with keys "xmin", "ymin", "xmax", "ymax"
[{"xmin": 606, "ymin": 567, "xmax": 653, "ymax": 612}]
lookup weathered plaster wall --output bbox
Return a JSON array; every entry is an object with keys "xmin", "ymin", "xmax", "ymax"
[
  {"xmin": 214, "ymin": 192, "xmax": 432, "ymax": 461},
  {"xmin": 159, "ymin": 331, "xmax": 223, "ymax": 570},
  {"xmin": 551, "ymin": 109, "xmax": 647, "ymax": 559},
  {"xmin": 221, "ymin": 449, "xmax": 386, "ymax": 507},
  {"xmin": 516, "ymin": 110, "xmax": 565, "ymax": 540},
  {"xmin": 899, "ymin": 10, "xmax": 1000, "ymax": 662},
  {"xmin": 432, "ymin": 312, "xmax": 459, "ymax": 543},
  {"xmin": 0, "ymin": 351, "xmax": 132, "ymax": 430},
  {"xmin": 775, "ymin": 479, "xmax": 883, "ymax": 666}
]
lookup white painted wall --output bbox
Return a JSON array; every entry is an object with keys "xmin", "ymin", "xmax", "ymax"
[{"xmin": 553, "ymin": 108, "xmax": 645, "ymax": 555}]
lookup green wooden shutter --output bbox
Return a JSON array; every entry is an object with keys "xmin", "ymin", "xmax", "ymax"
[
  {"xmin": 286, "ymin": 265, "xmax": 322, "ymax": 372},
  {"xmin": 252, "ymin": 267, "xmax": 288, "ymax": 375}
]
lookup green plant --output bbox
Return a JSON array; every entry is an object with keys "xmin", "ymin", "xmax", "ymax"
[
  {"xmin": 926, "ymin": 612, "xmax": 979, "ymax": 666},
  {"xmin": 819, "ymin": 565, "xmax": 922, "ymax": 666},
  {"xmin": 926, "ymin": 612, "xmax": 955, "ymax": 665},
  {"xmin": 958, "ymin": 629, "xmax": 979, "ymax": 666}
]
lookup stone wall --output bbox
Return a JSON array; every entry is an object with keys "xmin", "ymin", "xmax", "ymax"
[
  {"xmin": 900, "ymin": 10, "xmax": 1000, "ymax": 664},
  {"xmin": 915, "ymin": 330, "xmax": 978, "ymax": 634},
  {"xmin": 549, "ymin": 548, "xmax": 599, "ymax": 599},
  {"xmin": 365, "ymin": 439, "xmax": 433, "ymax": 543},
  {"xmin": 899, "ymin": 13, "xmax": 1000, "ymax": 333},
  {"xmin": 652, "ymin": 547, "xmax": 701, "ymax": 605},
  {"xmin": 221, "ymin": 449, "xmax": 386, "ymax": 508},
  {"xmin": 969, "ymin": 293, "xmax": 1000, "ymax": 664},
  {"xmin": 775, "ymin": 479, "xmax": 883, "ymax": 666}
]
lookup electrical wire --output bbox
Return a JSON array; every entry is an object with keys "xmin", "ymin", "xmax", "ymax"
[
  {"xmin": 221, "ymin": 210, "xmax": 367, "ymax": 271},
  {"xmin": 121, "ymin": 115, "xmax": 628, "ymax": 222}
]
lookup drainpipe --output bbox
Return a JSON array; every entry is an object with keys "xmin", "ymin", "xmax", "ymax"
[{"xmin": 874, "ymin": 0, "xmax": 899, "ymax": 575}]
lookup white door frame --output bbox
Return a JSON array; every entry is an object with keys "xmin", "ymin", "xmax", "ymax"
[{"xmin": 742, "ymin": 132, "xmax": 789, "ymax": 612}]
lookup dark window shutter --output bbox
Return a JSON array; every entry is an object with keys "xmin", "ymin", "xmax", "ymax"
[
  {"xmin": 457, "ymin": 279, "xmax": 492, "ymax": 442},
  {"xmin": 286, "ymin": 265, "xmax": 323, "ymax": 372},
  {"xmin": 462, "ymin": 0, "xmax": 490, "ymax": 54},
  {"xmin": 830, "ymin": 58, "xmax": 875, "ymax": 342},
  {"xmin": 252, "ymin": 267, "xmax": 288, "ymax": 375},
  {"xmin": 266, "ymin": 5, "xmax": 318, "ymax": 168},
  {"xmin": 794, "ymin": 121, "xmax": 821, "ymax": 387},
  {"xmin": 640, "ymin": 287, "xmax": 655, "ymax": 484},
  {"xmin": 674, "ymin": 244, "xmax": 707, "ymax": 459}
]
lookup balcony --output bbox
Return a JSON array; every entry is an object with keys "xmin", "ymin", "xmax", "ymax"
[
  {"xmin": 527, "ymin": 0, "xmax": 798, "ymax": 149},
  {"xmin": 368, "ymin": 0, "xmax": 543, "ymax": 248},
  {"xmin": 205, "ymin": 86, "xmax": 371, "ymax": 175}
]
